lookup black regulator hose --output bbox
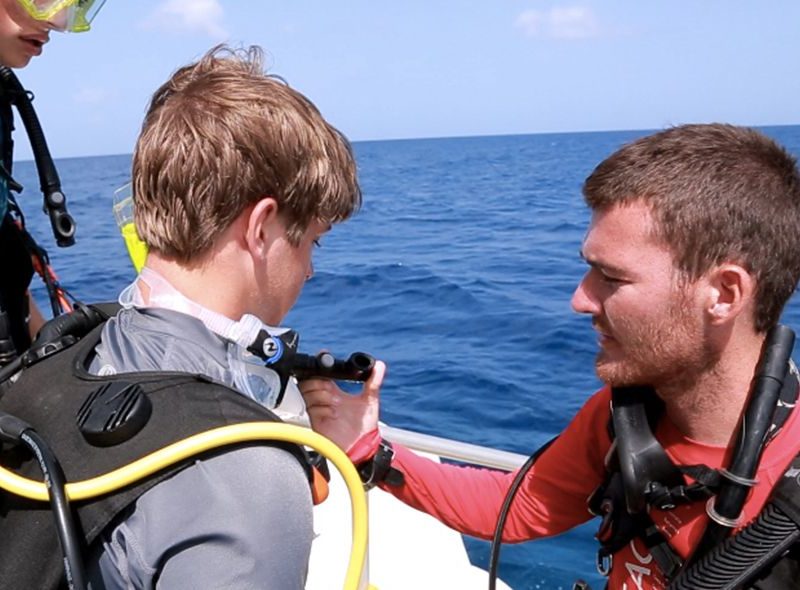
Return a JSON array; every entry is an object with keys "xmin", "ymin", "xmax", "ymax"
[
  {"xmin": 488, "ymin": 436, "xmax": 557, "ymax": 590},
  {"xmin": 671, "ymin": 324, "xmax": 796, "ymax": 587},
  {"xmin": 0, "ymin": 413, "xmax": 86, "ymax": 590},
  {"xmin": 0, "ymin": 67, "xmax": 75, "ymax": 247}
]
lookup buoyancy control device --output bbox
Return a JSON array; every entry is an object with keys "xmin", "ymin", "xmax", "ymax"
[{"xmin": 0, "ymin": 304, "xmax": 377, "ymax": 590}]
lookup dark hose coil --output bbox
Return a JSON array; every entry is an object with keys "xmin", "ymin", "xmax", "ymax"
[
  {"xmin": 669, "ymin": 503, "xmax": 800, "ymax": 590},
  {"xmin": 0, "ymin": 66, "xmax": 75, "ymax": 247}
]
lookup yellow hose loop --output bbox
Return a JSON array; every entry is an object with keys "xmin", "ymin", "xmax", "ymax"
[{"xmin": 0, "ymin": 422, "xmax": 368, "ymax": 590}]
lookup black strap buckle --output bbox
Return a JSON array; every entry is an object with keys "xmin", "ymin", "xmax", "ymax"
[{"xmin": 357, "ymin": 439, "xmax": 404, "ymax": 489}]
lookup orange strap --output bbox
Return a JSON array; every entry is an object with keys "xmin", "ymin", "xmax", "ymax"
[{"xmin": 311, "ymin": 466, "xmax": 330, "ymax": 505}]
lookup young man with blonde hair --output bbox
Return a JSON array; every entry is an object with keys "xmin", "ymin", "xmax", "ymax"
[
  {"xmin": 0, "ymin": 44, "xmax": 376, "ymax": 589},
  {"xmin": 88, "ymin": 44, "xmax": 374, "ymax": 589}
]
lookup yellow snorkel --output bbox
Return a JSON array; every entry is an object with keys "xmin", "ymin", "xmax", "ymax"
[{"xmin": 112, "ymin": 183, "xmax": 147, "ymax": 273}]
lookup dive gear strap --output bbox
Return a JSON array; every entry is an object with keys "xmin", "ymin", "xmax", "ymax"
[
  {"xmin": 589, "ymin": 363, "xmax": 800, "ymax": 585},
  {"xmin": 357, "ymin": 438, "xmax": 404, "ymax": 489},
  {"xmin": 0, "ymin": 93, "xmax": 30, "ymax": 365},
  {"xmin": 669, "ymin": 451, "xmax": 800, "ymax": 589}
]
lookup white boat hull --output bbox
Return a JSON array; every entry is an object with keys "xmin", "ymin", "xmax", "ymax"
[{"xmin": 307, "ymin": 450, "xmax": 513, "ymax": 590}]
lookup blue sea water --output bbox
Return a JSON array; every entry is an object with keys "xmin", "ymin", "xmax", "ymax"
[{"xmin": 16, "ymin": 125, "xmax": 800, "ymax": 590}]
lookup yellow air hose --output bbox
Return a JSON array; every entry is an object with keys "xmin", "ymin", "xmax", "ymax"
[{"xmin": 0, "ymin": 422, "xmax": 373, "ymax": 590}]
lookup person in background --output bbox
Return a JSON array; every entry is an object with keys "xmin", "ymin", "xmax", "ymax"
[
  {"xmin": 0, "ymin": 0, "xmax": 105, "ymax": 364},
  {"xmin": 302, "ymin": 123, "xmax": 800, "ymax": 588}
]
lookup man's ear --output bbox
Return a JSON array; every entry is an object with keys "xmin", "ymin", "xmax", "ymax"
[
  {"xmin": 244, "ymin": 197, "xmax": 280, "ymax": 258},
  {"xmin": 705, "ymin": 264, "xmax": 755, "ymax": 326}
]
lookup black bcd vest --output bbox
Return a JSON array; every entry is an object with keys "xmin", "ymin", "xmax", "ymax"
[{"xmin": 0, "ymin": 322, "xmax": 310, "ymax": 589}]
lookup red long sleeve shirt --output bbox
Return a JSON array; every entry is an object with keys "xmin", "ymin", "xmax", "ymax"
[{"xmin": 381, "ymin": 386, "xmax": 800, "ymax": 589}]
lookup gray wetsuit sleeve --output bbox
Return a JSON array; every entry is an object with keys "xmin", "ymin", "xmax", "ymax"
[{"xmin": 88, "ymin": 446, "xmax": 313, "ymax": 590}]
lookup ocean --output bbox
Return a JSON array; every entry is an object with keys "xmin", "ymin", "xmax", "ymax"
[{"xmin": 16, "ymin": 125, "xmax": 800, "ymax": 590}]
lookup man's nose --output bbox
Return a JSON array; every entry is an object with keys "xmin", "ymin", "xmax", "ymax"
[
  {"xmin": 571, "ymin": 272, "xmax": 600, "ymax": 315},
  {"xmin": 46, "ymin": 9, "xmax": 69, "ymax": 32}
]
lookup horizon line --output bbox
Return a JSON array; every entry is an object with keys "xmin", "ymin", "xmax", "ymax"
[{"xmin": 16, "ymin": 122, "xmax": 800, "ymax": 163}]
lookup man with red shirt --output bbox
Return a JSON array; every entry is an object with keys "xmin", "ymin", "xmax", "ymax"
[{"xmin": 301, "ymin": 123, "xmax": 800, "ymax": 588}]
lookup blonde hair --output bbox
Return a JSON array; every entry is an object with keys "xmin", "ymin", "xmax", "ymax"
[{"xmin": 133, "ymin": 44, "xmax": 361, "ymax": 261}]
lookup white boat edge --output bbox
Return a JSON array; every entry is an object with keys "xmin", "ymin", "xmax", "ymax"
[{"xmin": 304, "ymin": 421, "xmax": 524, "ymax": 590}]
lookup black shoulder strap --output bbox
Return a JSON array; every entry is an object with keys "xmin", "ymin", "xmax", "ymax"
[
  {"xmin": 594, "ymin": 373, "xmax": 800, "ymax": 585},
  {"xmin": 0, "ymin": 89, "xmax": 20, "ymax": 194}
]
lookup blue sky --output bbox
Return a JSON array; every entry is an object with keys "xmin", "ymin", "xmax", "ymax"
[{"xmin": 13, "ymin": 0, "xmax": 800, "ymax": 159}]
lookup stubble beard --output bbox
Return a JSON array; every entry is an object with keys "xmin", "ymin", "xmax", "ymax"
[{"xmin": 594, "ymin": 295, "xmax": 718, "ymax": 391}]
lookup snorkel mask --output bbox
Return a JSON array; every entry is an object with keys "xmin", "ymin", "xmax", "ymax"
[{"xmin": 16, "ymin": 0, "xmax": 106, "ymax": 33}]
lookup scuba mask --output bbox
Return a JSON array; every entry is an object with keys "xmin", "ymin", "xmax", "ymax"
[{"xmin": 15, "ymin": 0, "xmax": 105, "ymax": 33}]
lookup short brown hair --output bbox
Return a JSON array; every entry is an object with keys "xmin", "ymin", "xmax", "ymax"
[
  {"xmin": 133, "ymin": 44, "xmax": 361, "ymax": 261},
  {"xmin": 583, "ymin": 123, "xmax": 800, "ymax": 332}
]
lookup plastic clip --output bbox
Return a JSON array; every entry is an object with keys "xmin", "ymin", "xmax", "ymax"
[
  {"xmin": 705, "ymin": 497, "xmax": 744, "ymax": 528},
  {"xmin": 596, "ymin": 550, "xmax": 612, "ymax": 576}
]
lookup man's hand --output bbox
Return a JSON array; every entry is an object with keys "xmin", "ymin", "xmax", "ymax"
[{"xmin": 299, "ymin": 360, "xmax": 386, "ymax": 456}]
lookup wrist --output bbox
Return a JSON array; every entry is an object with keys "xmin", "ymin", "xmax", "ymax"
[{"xmin": 346, "ymin": 428, "xmax": 381, "ymax": 464}]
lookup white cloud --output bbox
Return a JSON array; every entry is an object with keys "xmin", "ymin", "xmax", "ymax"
[
  {"xmin": 73, "ymin": 86, "xmax": 115, "ymax": 105},
  {"xmin": 143, "ymin": 0, "xmax": 228, "ymax": 39},
  {"xmin": 515, "ymin": 6, "xmax": 600, "ymax": 40},
  {"xmin": 515, "ymin": 10, "xmax": 543, "ymax": 37}
]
